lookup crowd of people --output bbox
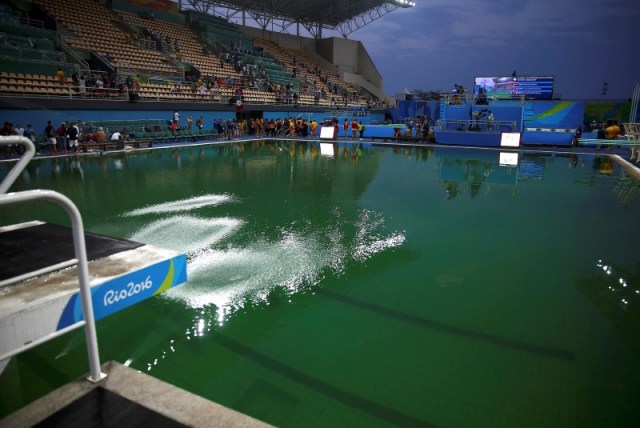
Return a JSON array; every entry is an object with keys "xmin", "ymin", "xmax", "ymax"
[{"xmin": 1, "ymin": 112, "xmax": 375, "ymax": 157}]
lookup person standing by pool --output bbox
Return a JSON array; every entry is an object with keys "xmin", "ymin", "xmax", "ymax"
[
  {"xmin": 343, "ymin": 119, "xmax": 349, "ymax": 138},
  {"xmin": 605, "ymin": 122, "xmax": 620, "ymax": 140},
  {"xmin": 67, "ymin": 122, "xmax": 79, "ymax": 153},
  {"xmin": 351, "ymin": 119, "xmax": 358, "ymax": 140},
  {"xmin": 45, "ymin": 120, "xmax": 57, "ymax": 155},
  {"xmin": 358, "ymin": 121, "xmax": 365, "ymax": 140},
  {"xmin": 56, "ymin": 122, "xmax": 68, "ymax": 154}
]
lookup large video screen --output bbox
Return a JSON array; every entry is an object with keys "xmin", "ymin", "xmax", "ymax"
[{"xmin": 474, "ymin": 76, "xmax": 554, "ymax": 100}]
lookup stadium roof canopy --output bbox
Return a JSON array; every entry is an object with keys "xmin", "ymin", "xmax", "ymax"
[{"xmin": 181, "ymin": 0, "xmax": 415, "ymax": 38}]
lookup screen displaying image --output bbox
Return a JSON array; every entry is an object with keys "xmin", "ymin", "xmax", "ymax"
[{"xmin": 475, "ymin": 76, "xmax": 554, "ymax": 100}]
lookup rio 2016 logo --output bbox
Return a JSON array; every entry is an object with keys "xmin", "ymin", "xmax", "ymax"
[{"xmin": 103, "ymin": 276, "xmax": 153, "ymax": 307}]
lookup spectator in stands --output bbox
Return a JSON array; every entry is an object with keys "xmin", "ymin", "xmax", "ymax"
[
  {"xmin": 78, "ymin": 75, "xmax": 86, "ymax": 97},
  {"xmin": 56, "ymin": 67, "xmax": 65, "ymax": 85},
  {"xmin": 209, "ymin": 86, "xmax": 220, "ymax": 102},
  {"xmin": 133, "ymin": 74, "xmax": 141, "ymax": 92},
  {"xmin": 125, "ymin": 76, "xmax": 133, "ymax": 91},
  {"xmin": 44, "ymin": 120, "xmax": 57, "ymax": 155},
  {"xmin": 95, "ymin": 75, "xmax": 104, "ymax": 97},
  {"xmin": 104, "ymin": 52, "xmax": 113, "ymax": 62},
  {"xmin": 95, "ymin": 127, "xmax": 107, "ymax": 144},
  {"xmin": 71, "ymin": 73, "xmax": 78, "ymax": 92}
]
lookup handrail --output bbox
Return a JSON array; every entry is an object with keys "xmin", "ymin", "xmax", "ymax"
[
  {"xmin": 435, "ymin": 119, "xmax": 519, "ymax": 133},
  {"xmin": 0, "ymin": 136, "xmax": 105, "ymax": 383},
  {"xmin": 0, "ymin": 136, "xmax": 35, "ymax": 194}
]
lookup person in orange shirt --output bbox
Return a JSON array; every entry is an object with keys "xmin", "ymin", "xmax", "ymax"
[{"xmin": 310, "ymin": 120, "xmax": 318, "ymax": 137}]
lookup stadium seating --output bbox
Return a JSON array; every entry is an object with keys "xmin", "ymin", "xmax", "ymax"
[{"xmin": 0, "ymin": 0, "xmax": 375, "ymax": 107}]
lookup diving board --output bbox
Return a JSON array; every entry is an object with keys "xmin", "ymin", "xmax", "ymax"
[{"xmin": 0, "ymin": 221, "xmax": 187, "ymax": 372}]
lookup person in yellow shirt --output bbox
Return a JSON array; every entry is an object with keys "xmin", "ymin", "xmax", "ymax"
[
  {"xmin": 310, "ymin": 120, "xmax": 318, "ymax": 137},
  {"xmin": 605, "ymin": 122, "xmax": 620, "ymax": 140},
  {"xmin": 56, "ymin": 67, "xmax": 64, "ymax": 85}
]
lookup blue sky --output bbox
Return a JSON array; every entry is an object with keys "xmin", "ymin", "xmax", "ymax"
[{"xmin": 346, "ymin": 0, "xmax": 640, "ymax": 100}]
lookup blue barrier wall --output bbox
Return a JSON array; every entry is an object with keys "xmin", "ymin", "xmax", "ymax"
[
  {"xmin": 441, "ymin": 104, "xmax": 523, "ymax": 128},
  {"xmin": 521, "ymin": 101, "xmax": 584, "ymax": 146},
  {"xmin": 396, "ymin": 101, "xmax": 440, "ymax": 123}
]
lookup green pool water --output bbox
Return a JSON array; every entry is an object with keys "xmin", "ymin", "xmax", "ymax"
[{"xmin": 1, "ymin": 141, "xmax": 640, "ymax": 427}]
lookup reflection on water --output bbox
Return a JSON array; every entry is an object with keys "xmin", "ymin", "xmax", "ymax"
[{"xmin": 576, "ymin": 259, "xmax": 640, "ymax": 355}]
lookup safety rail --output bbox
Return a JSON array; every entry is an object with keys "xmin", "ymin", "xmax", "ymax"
[
  {"xmin": 435, "ymin": 119, "xmax": 518, "ymax": 133},
  {"xmin": 0, "ymin": 136, "xmax": 105, "ymax": 383}
]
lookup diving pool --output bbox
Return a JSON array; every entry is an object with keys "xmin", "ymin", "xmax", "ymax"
[{"xmin": 1, "ymin": 141, "xmax": 639, "ymax": 427}]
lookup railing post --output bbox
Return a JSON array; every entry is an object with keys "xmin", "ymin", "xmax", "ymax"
[{"xmin": 0, "ymin": 136, "xmax": 106, "ymax": 382}]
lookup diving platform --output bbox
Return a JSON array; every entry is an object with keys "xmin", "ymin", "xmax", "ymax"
[{"xmin": 0, "ymin": 220, "xmax": 187, "ymax": 373}]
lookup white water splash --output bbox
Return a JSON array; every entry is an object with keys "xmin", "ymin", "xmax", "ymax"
[
  {"xmin": 124, "ymin": 197, "xmax": 405, "ymax": 315},
  {"xmin": 352, "ymin": 210, "xmax": 406, "ymax": 262},
  {"xmin": 128, "ymin": 215, "xmax": 243, "ymax": 253},
  {"xmin": 165, "ymin": 231, "xmax": 332, "ymax": 310},
  {"xmin": 122, "ymin": 194, "xmax": 235, "ymax": 217}
]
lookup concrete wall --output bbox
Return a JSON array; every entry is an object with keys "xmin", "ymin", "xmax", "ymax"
[
  {"xmin": 242, "ymin": 27, "xmax": 386, "ymax": 100},
  {"xmin": 316, "ymin": 37, "xmax": 383, "ymax": 90}
]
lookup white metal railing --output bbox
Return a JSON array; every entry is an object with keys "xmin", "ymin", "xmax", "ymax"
[
  {"xmin": 0, "ymin": 136, "xmax": 105, "ymax": 383},
  {"xmin": 435, "ymin": 119, "xmax": 518, "ymax": 133}
]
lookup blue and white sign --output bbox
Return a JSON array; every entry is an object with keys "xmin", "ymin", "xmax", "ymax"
[{"xmin": 57, "ymin": 255, "xmax": 187, "ymax": 330}]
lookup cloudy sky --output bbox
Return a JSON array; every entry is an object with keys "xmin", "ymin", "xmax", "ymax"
[{"xmin": 343, "ymin": 0, "xmax": 640, "ymax": 100}]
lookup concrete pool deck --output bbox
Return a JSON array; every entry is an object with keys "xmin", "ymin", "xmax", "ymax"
[{"xmin": 0, "ymin": 361, "xmax": 272, "ymax": 427}]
